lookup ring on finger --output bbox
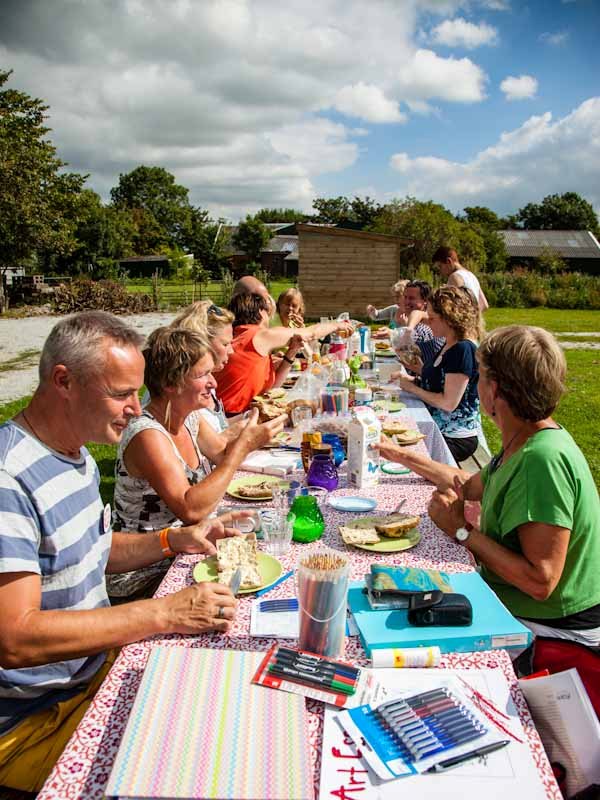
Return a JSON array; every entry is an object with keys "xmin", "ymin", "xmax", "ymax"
[{"xmin": 217, "ymin": 606, "xmax": 226, "ymax": 619}]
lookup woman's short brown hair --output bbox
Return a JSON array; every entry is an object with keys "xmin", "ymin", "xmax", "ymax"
[
  {"xmin": 478, "ymin": 325, "xmax": 566, "ymax": 421},
  {"xmin": 144, "ymin": 327, "xmax": 212, "ymax": 398},
  {"xmin": 429, "ymin": 286, "xmax": 482, "ymax": 341},
  {"xmin": 170, "ymin": 301, "xmax": 234, "ymax": 339},
  {"xmin": 229, "ymin": 292, "xmax": 270, "ymax": 327}
]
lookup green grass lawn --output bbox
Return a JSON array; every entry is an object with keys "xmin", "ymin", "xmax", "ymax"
[
  {"xmin": 1, "ymin": 308, "xmax": 598, "ymax": 499},
  {"xmin": 126, "ymin": 279, "xmax": 295, "ymax": 308}
]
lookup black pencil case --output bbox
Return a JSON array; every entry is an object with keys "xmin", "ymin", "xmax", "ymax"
[{"xmin": 407, "ymin": 591, "xmax": 472, "ymax": 626}]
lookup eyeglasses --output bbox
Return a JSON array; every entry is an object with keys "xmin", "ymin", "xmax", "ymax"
[{"xmin": 208, "ymin": 304, "xmax": 225, "ymax": 317}]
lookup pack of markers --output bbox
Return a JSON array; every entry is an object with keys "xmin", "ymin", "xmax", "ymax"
[
  {"xmin": 336, "ymin": 683, "xmax": 507, "ymax": 780},
  {"xmin": 252, "ymin": 644, "xmax": 386, "ymax": 708}
]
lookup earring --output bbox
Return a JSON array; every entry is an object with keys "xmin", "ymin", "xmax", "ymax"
[{"xmin": 491, "ymin": 402, "xmax": 496, "ymax": 417}]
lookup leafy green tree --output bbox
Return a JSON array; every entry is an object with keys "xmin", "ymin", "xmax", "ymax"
[
  {"xmin": 516, "ymin": 192, "xmax": 599, "ymax": 235},
  {"xmin": 311, "ymin": 195, "xmax": 382, "ymax": 228},
  {"xmin": 110, "ymin": 165, "xmax": 192, "ymax": 249},
  {"xmin": 232, "ymin": 215, "xmax": 272, "ymax": 262},
  {"xmin": 0, "ymin": 69, "xmax": 85, "ymax": 307},
  {"xmin": 183, "ymin": 209, "xmax": 229, "ymax": 277},
  {"xmin": 461, "ymin": 206, "xmax": 501, "ymax": 229},
  {"xmin": 254, "ymin": 207, "xmax": 309, "ymax": 223},
  {"xmin": 371, "ymin": 198, "xmax": 464, "ymax": 274}
]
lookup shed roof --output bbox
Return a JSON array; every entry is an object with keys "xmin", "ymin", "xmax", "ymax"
[{"xmin": 498, "ymin": 230, "xmax": 600, "ymax": 259}]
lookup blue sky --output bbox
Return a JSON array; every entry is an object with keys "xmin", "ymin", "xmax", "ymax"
[{"xmin": 1, "ymin": 0, "xmax": 599, "ymax": 221}]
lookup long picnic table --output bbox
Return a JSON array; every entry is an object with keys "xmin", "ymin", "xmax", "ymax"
[{"xmin": 37, "ymin": 395, "xmax": 560, "ymax": 800}]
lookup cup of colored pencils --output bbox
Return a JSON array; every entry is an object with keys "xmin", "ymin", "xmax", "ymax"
[
  {"xmin": 320, "ymin": 387, "xmax": 349, "ymax": 416},
  {"xmin": 297, "ymin": 549, "xmax": 350, "ymax": 658}
]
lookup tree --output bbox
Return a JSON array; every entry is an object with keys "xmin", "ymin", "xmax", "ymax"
[
  {"xmin": 371, "ymin": 197, "xmax": 469, "ymax": 274},
  {"xmin": 232, "ymin": 215, "xmax": 272, "ymax": 262},
  {"xmin": 182, "ymin": 208, "xmax": 229, "ymax": 277},
  {"xmin": 254, "ymin": 207, "xmax": 309, "ymax": 223},
  {"xmin": 110, "ymin": 165, "xmax": 192, "ymax": 249},
  {"xmin": 311, "ymin": 195, "xmax": 382, "ymax": 228},
  {"xmin": 0, "ymin": 69, "xmax": 85, "ymax": 308},
  {"xmin": 461, "ymin": 206, "xmax": 501, "ymax": 229},
  {"xmin": 516, "ymin": 192, "xmax": 599, "ymax": 235}
]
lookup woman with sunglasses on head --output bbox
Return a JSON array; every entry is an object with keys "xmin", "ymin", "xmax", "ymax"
[
  {"xmin": 216, "ymin": 293, "xmax": 353, "ymax": 414},
  {"xmin": 380, "ymin": 325, "xmax": 600, "ymax": 646},
  {"xmin": 109, "ymin": 327, "xmax": 285, "ymax": 601}
]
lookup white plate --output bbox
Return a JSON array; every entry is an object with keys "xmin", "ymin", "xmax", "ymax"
[{"xmin": 328, "ymin": 496, "xmax": 377, "ymax": 512}]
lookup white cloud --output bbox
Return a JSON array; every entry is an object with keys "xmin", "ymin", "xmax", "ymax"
[
  {"xmin": 500, "ymin": 74, "xmax": 538, "ymax": 101},
  {"xmin": 539, "ymin": 31, "xmax": 569, "ymax": 46},
  {"xmin": 480, "ymin": 0, "xmax": 510, "ymax": 9},
  {"xmin": 333, "ymin": 83, "xmax": 407, "ymax": 123},
  {"xmin": 397, "ymin": 49, "xmax": 488, "ymax": 103},
  {"xmin": 431, "ymin": 17, "xmax": 498, "ymax": 48},
  {"xmin": 389, "ymin": 97, "xmax": 600, "ymax": 215}
]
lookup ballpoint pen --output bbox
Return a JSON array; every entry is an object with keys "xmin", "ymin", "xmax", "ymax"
[
  {"xmin": 255, "ymin": 570, "xmax": 294, "ymax": 597},
  {"xmin": 425, "ymin": 739, "xmax": 511, "ymax": 773}
]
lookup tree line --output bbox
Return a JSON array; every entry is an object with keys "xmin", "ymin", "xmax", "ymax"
[{"xmin": 2, "ymin": 68, "xmax": 599, "ymax": 293}]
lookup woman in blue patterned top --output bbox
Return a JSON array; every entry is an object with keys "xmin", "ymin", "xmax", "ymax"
[{"xmin": 395, "ymin": 286, "xmax": 482, "ymax": 464}]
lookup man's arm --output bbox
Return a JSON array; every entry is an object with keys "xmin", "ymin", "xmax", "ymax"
[{"xmin": 0, "ymin": 571, "xmax": 236, "ymax": 668}]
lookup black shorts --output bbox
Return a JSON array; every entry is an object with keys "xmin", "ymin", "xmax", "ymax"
[{"xmin": 444, "ymin": 435, "xmax": 478, "ymax": 464}]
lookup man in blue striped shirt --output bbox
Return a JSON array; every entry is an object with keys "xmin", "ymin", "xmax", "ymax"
[{"xmin": 0, "ymin": 311, "xmax": 242, "ymax": 793}]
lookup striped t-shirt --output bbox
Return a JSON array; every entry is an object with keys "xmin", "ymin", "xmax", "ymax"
[{"xmin": 0, "ymin": 421, "xmax": 111, "ymax": 734}]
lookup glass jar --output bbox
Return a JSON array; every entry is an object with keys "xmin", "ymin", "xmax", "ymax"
[
  {"xmin": 290, "ymin": 493, "xmax": 325, "ymax": 543},
  {"xmin": 306, "ymin": 447, "xmax": 339, "ymax": 491}
]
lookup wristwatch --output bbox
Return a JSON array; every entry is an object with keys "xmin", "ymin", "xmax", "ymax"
[{"xmin": 455, "ymin": 522, "xmax": 473, "ymax": 543}]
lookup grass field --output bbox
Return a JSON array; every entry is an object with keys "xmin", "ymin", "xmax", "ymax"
[
  {"xmin": 0, "ymin": 308, "xmax": 598, "ymax": 500},
  {"xmin": 126, "ymin": 279, "xmax": 295, "ymax": 308}
]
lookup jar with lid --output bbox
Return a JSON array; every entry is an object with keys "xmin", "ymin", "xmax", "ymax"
[{"xmin": 306, "ymin": 444, "xmax": 339, "ymax": 491}]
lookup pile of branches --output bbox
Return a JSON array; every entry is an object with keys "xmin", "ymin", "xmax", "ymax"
[{"xmin": 53, "ymin": 279, "xmax": 155, "ymax": 314}]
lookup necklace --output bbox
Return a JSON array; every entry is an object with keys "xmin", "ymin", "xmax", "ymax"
[
  {"xmin": 20, "ymin": 409, "xmax": 79, "ymax": 458},
  {"xmin": 489, "ymin": 427, "xmax": 526, "ymax": 474}
]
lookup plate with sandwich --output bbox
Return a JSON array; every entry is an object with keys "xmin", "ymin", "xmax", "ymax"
[
  {"xmin": 192, "ymin": 533, "xmax": 283, "ymax": 594},
  {"xmin": 392, "ymin": 429, "xmax": 426, "ymax": 446},
  {"xmin": 226, "ymin": 475, "xmax": 290, "ymax": 501},
  {"xmin": 339, "ymin": 513, "xmax": 421, "ymax": 552}
]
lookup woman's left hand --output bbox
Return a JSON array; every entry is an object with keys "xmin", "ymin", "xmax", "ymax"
[
  {"xmin": 170, "ymin": 515, "xmax": 248, "ymax": 556},
  {"xmin": 428, "ymin": 488, "xmax": 466, "ymax": 538}
]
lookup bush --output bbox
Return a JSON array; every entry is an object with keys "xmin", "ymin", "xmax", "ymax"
[
  {"xmin": 479, "ymin": 269, "xmax": 600, "ymax": 309},
  {"xmin": 53, "ymin": 279, "xmax": 155, "ymax": 314}
]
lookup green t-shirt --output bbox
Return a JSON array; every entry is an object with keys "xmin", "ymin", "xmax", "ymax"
[{"xmin": 480, "ymin": 427, "xmax": 600, "ymax": 620}]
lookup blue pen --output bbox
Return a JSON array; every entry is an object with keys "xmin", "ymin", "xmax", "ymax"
[
  {"xmin": 255, "ymin": 570, "xmax": 294, "ymax": 597},
  {"xmin": 259, "ymin": 598, "xmax": 299, "ymax": 612}
]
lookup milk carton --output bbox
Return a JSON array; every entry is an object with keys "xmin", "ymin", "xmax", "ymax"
[{"xmin": 347, "ymin": 406, "xmax": 381, "ymax": 488}]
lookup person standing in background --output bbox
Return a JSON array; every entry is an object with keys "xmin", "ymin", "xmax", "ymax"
[{"xmin": 432, "ymin": 246, "xmax": 489, "ymax": 312}]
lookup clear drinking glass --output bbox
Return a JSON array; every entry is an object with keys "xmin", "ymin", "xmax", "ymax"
[{"xmin": 261, "ymin": 512, "xmax": 296, "ymax": 557}]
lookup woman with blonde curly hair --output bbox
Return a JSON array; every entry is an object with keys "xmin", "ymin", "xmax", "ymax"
[{"xmin": 396, "ymin": 286, "xmax": 482, "ymax": 462}]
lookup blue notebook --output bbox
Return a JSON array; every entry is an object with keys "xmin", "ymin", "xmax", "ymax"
[{"xmin": 348, "ymin": 571, "xmax": 532, "ymax": 656}]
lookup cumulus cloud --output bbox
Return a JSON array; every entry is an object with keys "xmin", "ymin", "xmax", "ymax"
[
  {"xmin": 0, "ymin": 0, "xmax": 494, "ymax": 219},
  {"xmin": 389, "ymin": 97, "xmax": 600, "ymax": 215},
  {"xmin": 539, "ymin": 31, "xmax": 569, "ymax": 45},
  {"xmin": 431, "ymin": 17, "xmax": 498, "ymax": 48},
  {"xmin": 397, "ymin": 49, "xmax": 487, "ymax": 102},
  {"xmin": 500, "ymin": 74, "xmax": 538, "ymax": 101},
  {"xmin": 333, "ymin": 83, "xmax": 407, "ymax": 123}
]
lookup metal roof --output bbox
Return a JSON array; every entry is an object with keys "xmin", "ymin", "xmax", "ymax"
[{"xmin": 498, "ymin": 230, "xmax": 600, "ymax": 259}]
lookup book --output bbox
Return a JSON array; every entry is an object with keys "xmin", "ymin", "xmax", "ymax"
[
  {"xmin": 518, "ymin": 668, "xmax": 600, "ymax": 798},
  {"xmin": 347, "ymin": 571, "xmax": 532, "ymax": 656},
  {"xmin": 106, "ymin": 647, "xmax": 313, "ymax": 800}
]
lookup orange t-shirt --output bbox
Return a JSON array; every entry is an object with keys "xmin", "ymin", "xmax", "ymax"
[{"xmin": 215, "ymin": 324, "xmax": 276, "ymax": 413}]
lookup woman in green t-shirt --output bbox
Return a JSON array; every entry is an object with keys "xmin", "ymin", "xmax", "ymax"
[{"xmin": 380, "ymin": 325, "xmax": 600, "ymax": 646}]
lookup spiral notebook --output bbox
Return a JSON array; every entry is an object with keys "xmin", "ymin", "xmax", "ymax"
[{"xmin": 106, "ymin": 646, "xmax": 313, "ymax": 800}]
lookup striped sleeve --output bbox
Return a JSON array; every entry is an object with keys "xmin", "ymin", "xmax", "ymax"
[{"xmin": 0, "ymin": 470, "xmax": 41, "ymax": 575}]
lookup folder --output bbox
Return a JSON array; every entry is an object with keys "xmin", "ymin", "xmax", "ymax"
[{"xmin": 348, "ymin": 571, "xmax": 532, "ymax": 656}]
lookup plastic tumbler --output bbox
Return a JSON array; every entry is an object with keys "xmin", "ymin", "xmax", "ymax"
[{"xmin": 297, "ymin": 549, "xmax": 350, "ymax": 658}]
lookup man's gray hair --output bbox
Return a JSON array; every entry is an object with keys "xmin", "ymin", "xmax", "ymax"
[{"xmin": 39, "ymin": 311, "xmax": 145, "ymax": 384}]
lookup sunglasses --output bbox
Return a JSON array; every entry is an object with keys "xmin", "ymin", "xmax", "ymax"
[{"xmin": 208, "ymin": 304, "xmax": 225, "ymax": 317}]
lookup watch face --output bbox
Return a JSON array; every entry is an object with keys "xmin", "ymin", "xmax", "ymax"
[{"xmin": 455, "ymin": 527, "xmax": 470, "ymax": 542}]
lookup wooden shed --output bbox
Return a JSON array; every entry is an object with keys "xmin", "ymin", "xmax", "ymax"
[{"xmin": 297, "ymin": 224, "xmax": 409, "ymax": 317}]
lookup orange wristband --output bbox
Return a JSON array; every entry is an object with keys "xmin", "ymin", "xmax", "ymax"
[{"xmin": 159, "ymin": 527, "xmax": 175, "ymax": 557}]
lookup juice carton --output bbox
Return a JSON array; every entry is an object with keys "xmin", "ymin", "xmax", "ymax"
[{"xmin": 347, "ymin": 406, "xmax": 381, "ymax": 488}]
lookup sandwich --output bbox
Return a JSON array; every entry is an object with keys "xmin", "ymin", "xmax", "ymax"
[
  {"xmin": 216, "ymin": 534, "xmax": 262, "ymax": 590},
  {"xmin": 393, "ymin": 430, "xmax": 426, "ymax": 445},
  {"xmin": 339, "ymin": 526, "xmax": 381, "ymax": 546},
  {"xmin": 236, "ymin": 480, "xmax": 275, "ymax": 499},
  {"xmin": 374, "ymin": 514, "xmax": 421, "ymax": 539}
]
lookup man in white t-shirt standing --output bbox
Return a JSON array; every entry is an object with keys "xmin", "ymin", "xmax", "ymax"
[{"xmin": 432, "ymin": 246, "xmax": 489, "ymax": 312}]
